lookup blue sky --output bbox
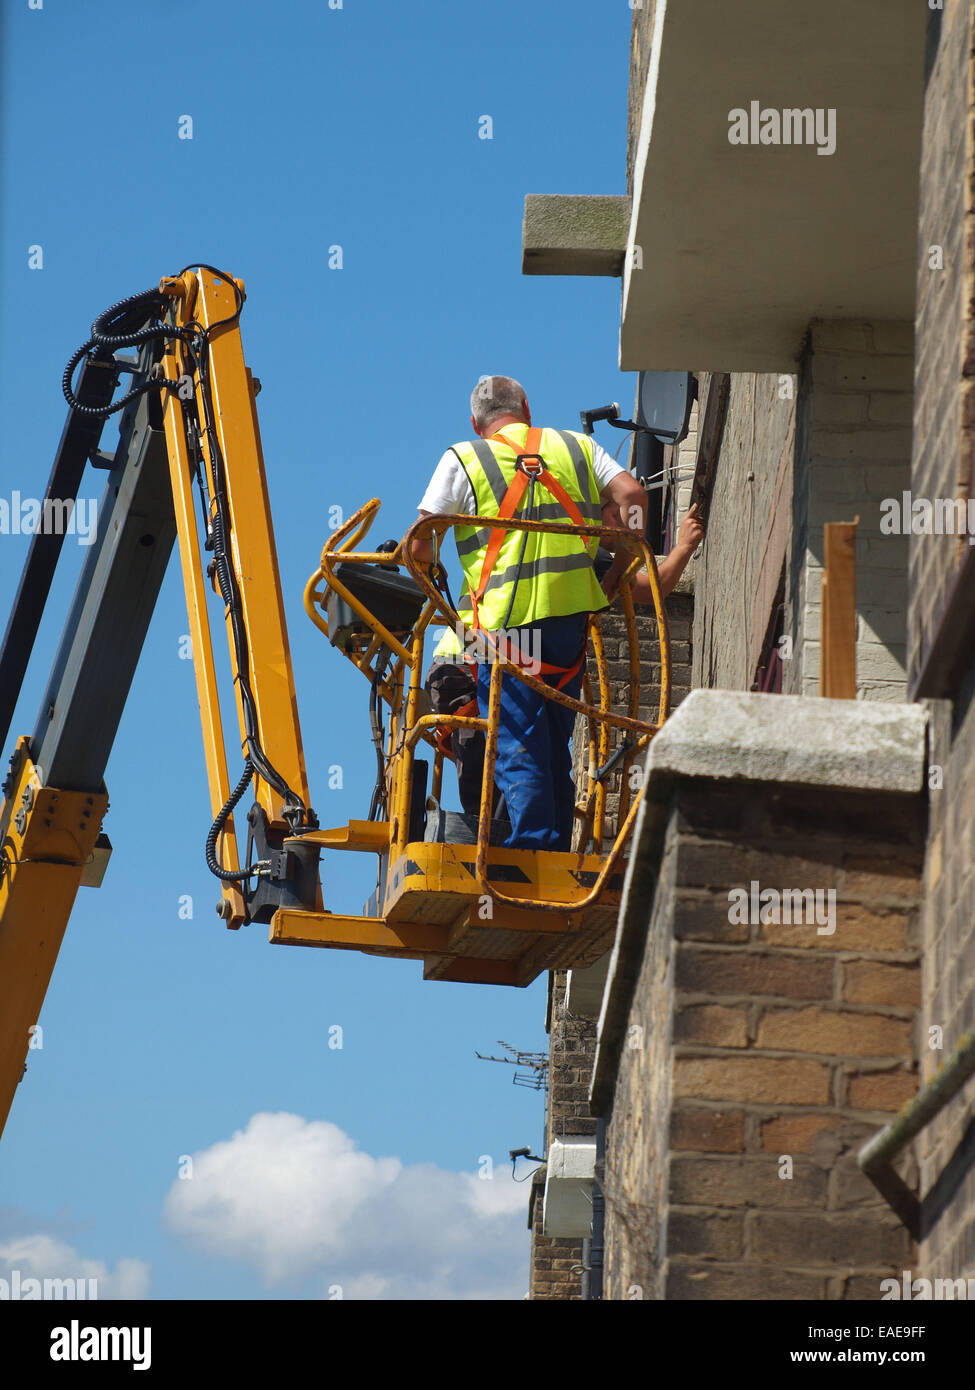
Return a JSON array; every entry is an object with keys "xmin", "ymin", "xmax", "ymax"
[{"xmin": 0, "ymin": 0, "xmax": 634, "ymax": 1299}]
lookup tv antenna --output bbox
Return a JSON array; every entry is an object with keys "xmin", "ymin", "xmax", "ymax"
[{"xmin": 475, "ymin": 1040, "xmax": 549, "ymax": 1091}]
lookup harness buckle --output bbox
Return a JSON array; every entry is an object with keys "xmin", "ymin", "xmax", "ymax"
[{"xmin": 515, "ymin": 453, "xmax": 545, "ymax": 479}]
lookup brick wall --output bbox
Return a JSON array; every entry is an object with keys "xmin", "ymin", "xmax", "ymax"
[
  {"xmin": 789, "ymin": 321, "xmax": 913, "ymax": 701},
  {"xmin": 602, "ymin": 772, "xmax": 924, "ymax": 1300},
  {"xmin": 528, "ymin": 970, "xmax": 598, "ymax": 1301},
  {"xmin": 914, "ymin": 0, "xmax": 975, "ymax": 1283},
  {"xmin": 528, "ymin": 1165, "xmax": 583, "ymax": 1300},
  {"xmin": 529, "ymin": 585, "xmax": 694, "ymax": 1299}
]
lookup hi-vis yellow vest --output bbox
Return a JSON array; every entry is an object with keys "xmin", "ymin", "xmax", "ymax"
[{"xmin": 431, "ymin": 424, "xmax": 607, "ymax": 658}]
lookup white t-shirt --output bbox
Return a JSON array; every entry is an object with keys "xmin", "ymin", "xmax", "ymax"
[{"xmin": 418, "ymin": 433, "xmax": 625, "ymax": 515}]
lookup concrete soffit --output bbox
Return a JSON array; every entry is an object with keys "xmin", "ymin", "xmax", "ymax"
[
  {"xmin": 621, "ymin": 0, "xmax": 926, "ymax": 372},
  {"xmin": 590, "ymin": 690, "xmax": 929, "ymax": 1112}
]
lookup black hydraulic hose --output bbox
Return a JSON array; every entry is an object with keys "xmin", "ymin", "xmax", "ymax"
[
  {"xmin": 62, "ymin": 287, "xmax": 185, "ymax": 418},
  {"xmin": 90, "ymin": 288, "xmax": 171, "ymax": 347},
  {"xmin": 367, "ymin": 646, "xmax": 390, "ymax": 821},
  {"xmin": 206, "ymin": 760, "xmax": 257, "ymax": 881},
  {"xmin": 431, "ymin": 561, "xmax": 462, "ymax": 628},
  {"xmin": 208, "ymin": 508, "xmax": 303, "ymax": 818},
  {"xmin": 63, "ymin": 267, "xmax": 242, "ymax": 420},
  {"xmin": 62, "ymin": 341, "xmax": 146, "ymax": 419}
]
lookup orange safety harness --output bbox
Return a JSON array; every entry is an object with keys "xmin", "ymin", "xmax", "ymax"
[{"xmin": 435, "ymin": 426, "xmax": 591, "ymax": 761}]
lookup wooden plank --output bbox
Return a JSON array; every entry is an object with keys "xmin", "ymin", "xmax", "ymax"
[{"xmin": 821, "ymin": 519, "xmax": 858, "ymax": 699}]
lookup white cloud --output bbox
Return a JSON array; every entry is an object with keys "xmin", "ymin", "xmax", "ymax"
[
  {"xmin": 0, "ymin": 1234, "xmax": 150, "ymax": 1300},
  {"xmin": 163, "ymin": 1112, "xmax": 530, "ymax": 1299}
]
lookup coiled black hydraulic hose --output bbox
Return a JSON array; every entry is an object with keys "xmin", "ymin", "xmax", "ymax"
[{"xmin": 62, "ymin": 287, "xmax": 184, "ymax": 418}]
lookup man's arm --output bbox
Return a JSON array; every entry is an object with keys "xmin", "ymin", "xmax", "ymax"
[
  {"xmin": 603, "ymin": 501, "xmax": 705, "ymax": 602},
  {"xmin": 649, "ymin": 503, "xmax": 704, "ymax": 597},
  {"xmin": 407, "ymin": 451, "xmax": 473, "ymax": 565},
  {"xmin": 599, "ymin": 471, "xmax": 648, "ymax": 594},
  {"xmin": 601, "ymin": 469, "xmax": 648, "ymax": 535},
  {"xmin": 409, "ymin": 510, "xmax": 436, "ymax": 565}
]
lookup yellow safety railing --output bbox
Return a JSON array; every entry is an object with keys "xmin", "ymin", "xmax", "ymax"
[{"xmin": 304, "ymin": 499, "xmax": 671, "ymax": 912}]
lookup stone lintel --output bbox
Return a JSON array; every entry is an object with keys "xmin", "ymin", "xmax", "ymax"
[
  {"xmin": 522, "ymin": 194, "xmax": 631, "ymax": 277},
  {"xmin": 646, "ymin": 689, "xmax": 927, "ymax": 795}
]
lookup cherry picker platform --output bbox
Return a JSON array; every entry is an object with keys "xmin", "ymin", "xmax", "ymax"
[{"xmin": 293, "ymin": 497, "xmax": 670, "ymax": 984}]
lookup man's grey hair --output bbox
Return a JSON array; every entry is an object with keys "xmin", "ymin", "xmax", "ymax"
[{"xmin": 470, "ymin": 375, "xmax": 528, "ymax": 430}]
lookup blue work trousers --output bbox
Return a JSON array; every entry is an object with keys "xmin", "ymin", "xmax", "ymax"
[{"xmin": 476, "ymin": 612, "xmax": 589, "ymax": 852}]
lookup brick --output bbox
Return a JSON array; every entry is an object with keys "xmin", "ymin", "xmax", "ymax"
[
  {"xmin": 812, "ymin": 391, "xmax": 870, "ymax": 425},
  {"xmin": 868, "ymin": 393, "xmax": 915, "ymax": 425},
  {"xmin": 857, "ymin": 610, "xmax": 909, "ymax": 646},
  {"xmin": 757, "ymin": 904, "xmax": 911, "ymax": 952},
  {"xmin": 760, "ymin": 1113, "xmax": 847, "ymax": 1154},
  {"xmin": 675, "ymin": 946, "xmax": 834, "ymax": 1000},
  {"xmin": 856, "ymin": 645, "xmax": 907, "ymax": 684},
  {"xmin": 810, "ymin": 321, "xmax": 873, "ymax": 352},
  {"xmin": 666, "ymin": 1262, "xmax": 826, "ymax": 1300},
  {"xmin": 846, "ymin": 1069, "xmax": 917, "ymax": 1111},
  {"xmin": 747, "ymin": 1212, "xmax": 912, "ymax": 1267},
  {"xmin": 673, "ymin": 892, "xmax": 748, "ymax": 943},
  {"xmin": 677, "ymin": 840, "xmax": 839, "ymax": 892},
  {"xmin": 674, "ymin": 1003, "xmax": 748, "ymax": 1047},
  {"xmin": 671, "ymin": 1156, "xmax": 827, "ymax": 1209},
  {"xmin": 809, "ymin": 426, "xmax": 912, "ymax": 460},
  {"xmin": 814, "ymin": 353, "xmax": 914, "ymax": 391},
  {"xmin": 828, "ymin": 1154, "xmax": 910, "ymax": 1211},
  {"xmin": 674, "ymin": 1056, "xmax": 830, "ymax": 1105},
  {"xmin": 668, "ymin": 1210, "xmax": 743, "ymax": 1260},
  {"xmin": 678, "ymin": 784, "xmax": 758, "ymax": 834},
  {"xmin": 670, "ymin": 1108, "xmax": 745, "ymax": 1153},
  {"xmin": 755, "ymin": 1006, "xmax": 913, "ymax": 1057},
  {"xmin": 842, "ymin": 960, "xmax": 921, "ymax": 1008},
  {"xmin": 555, "ymin": 1085, "xmax": 592, "ymax": 1103},
  {"xmin": 758, "ymin": 788, "xmax": 923, "ymax": 848},
  {"xmin": 836, "ymin": 1275, "xmax": 900, "ymax": 1300}
]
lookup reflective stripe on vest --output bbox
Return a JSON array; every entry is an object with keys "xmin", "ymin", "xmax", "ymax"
[{"xmin": 449, "ymin": 424, "xmax": 607, "ymax": 631}]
